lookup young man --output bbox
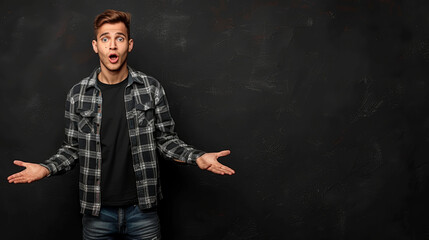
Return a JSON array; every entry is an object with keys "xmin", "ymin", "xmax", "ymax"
[{"xmin": 7, "ymin": 9, "xmax": 235, "ymax": 240}]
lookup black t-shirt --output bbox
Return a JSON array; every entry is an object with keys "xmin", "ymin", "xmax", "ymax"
[{"xmin": 97, "ymin": 76, "xmax": 138, "ymax": 207}]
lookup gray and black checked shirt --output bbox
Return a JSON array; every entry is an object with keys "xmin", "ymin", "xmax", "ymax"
[{"xmin": 41, "ymin": 66, "xmax": 205, "ymax": 216}]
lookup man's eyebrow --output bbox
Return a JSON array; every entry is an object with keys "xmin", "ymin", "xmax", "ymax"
[
  {"xmin": 99, "ymin": 32, "xmax": 126, "ymax": 39},
  {"xmin": 99, "ymin": 32, "xmax": 109, "ymax": 38},
  {"xmin": 115, "ymin": 32, "xmax": 126, "ymax": 37}
]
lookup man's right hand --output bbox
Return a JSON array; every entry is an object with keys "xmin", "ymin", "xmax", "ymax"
[{"xmin": 7, "ymin": 160, "xmax": 50, "ymax": 184}]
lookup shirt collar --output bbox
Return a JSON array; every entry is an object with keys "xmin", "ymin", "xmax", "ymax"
[{"xmin": 85, "ymin": 66, "xmax": 144, "ymax": 90}]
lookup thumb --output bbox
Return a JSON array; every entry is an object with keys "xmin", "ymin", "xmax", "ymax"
[
  {"xmin": 217, "ymin": 150, "xmax": 231, "ymax": 158},
  {"xmin": 13, "ymin": 160, "xmax": 27, "ymax": 167}
]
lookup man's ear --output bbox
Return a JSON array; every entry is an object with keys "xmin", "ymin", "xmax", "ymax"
[
  {"xmin": 128, "ymin": 39, "xmax": 134, "ymax": 53},
  {"xmin": 92, "ymin": 40, "xmax": 98, "ymax": 54}
]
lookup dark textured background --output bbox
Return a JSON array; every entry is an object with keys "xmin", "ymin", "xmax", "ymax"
[{"xmin": 1, "ymin": 0, "xmax": 429, "ymax": 239}]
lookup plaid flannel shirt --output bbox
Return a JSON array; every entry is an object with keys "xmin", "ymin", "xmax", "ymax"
[{"xmin": 41, "ymin": 66, "xmax": 205, "ymax": 216}]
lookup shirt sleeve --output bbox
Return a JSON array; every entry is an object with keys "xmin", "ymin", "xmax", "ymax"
[
  {"xmin": 40, "ymin": 89, "xmax": 79, "ymax": 176},
  {"xmin": 153, "ymin": 84, "xmax": 205, "ymax": 165}
]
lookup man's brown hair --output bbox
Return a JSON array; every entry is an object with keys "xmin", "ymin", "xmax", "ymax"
[{"xmin": 93, "ymin": 9, "xmax": 131, "ymax": 39}]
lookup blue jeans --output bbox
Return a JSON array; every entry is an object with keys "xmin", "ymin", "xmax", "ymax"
[{"xmin": 82, "ymin": 205, "xmax": 160, "ymax": 240}]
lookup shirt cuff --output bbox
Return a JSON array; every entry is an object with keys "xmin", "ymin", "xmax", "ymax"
[
  {"xmin": 187, "ymin": 150, "xmax": 206, "ymax": 165},
  {"xmin": 39, "ymin": 163, "xmax": 53, "ymax": 177}
]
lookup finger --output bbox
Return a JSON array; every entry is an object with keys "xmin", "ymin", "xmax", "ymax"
[
  {"xmin": 216, "ymin": 150, "xmax": 231, "ymax": 158},
  {"xmin": 8, "ymin": 175, "xmax": 22, "ymax": 182},
  {"xmin": 13, "ymin": 160, "xmax": 27, "ymax": 167},
  {"xmin": 220, "ymin": 165, "xmax": 235, "ymax": 175},
  {"xmin": 207, "ymin": 166, "xmax": 225, "ymax": 175},
  {"xmin": 7, "ymin": 172, "xmax": 23, "ymax": 181},
  {"xmin": 208, "ymin": 164, "xmax": 235, "ymax": 175},
  {"xmin": 9, "ymin": 177, "xmax": 28, "ymax": 184}
]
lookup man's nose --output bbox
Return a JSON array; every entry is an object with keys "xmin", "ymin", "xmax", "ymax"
[{"xmin": 109, "ymin": 40, "xmax": 117, "ymax": 49}]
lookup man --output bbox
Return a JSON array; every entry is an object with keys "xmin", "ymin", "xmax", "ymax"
[{"xmin": 7, "ymin": 9, "xmax": 235, "ymax": 240}]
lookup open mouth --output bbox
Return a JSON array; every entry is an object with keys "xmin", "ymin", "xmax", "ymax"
[{"xmin": 108, "ymin": 53, "xmax": 119, "ymax": 64}]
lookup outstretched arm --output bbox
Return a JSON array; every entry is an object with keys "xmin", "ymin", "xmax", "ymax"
[
  {"xmin": 196, "ymin": 150, "xmax": 235, "ymax": 175},
  {"xmin": 152, "ymin": 81, "xmax": 235, "ymax": 174},
  {"xmin": 7, "ymin": 160, "xmax": 50, "ymax": 184}
]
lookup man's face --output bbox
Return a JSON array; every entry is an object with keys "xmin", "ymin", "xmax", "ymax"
[{"xmin": 92, "ymin": 22, "xmax": 133, "ymax": 72}]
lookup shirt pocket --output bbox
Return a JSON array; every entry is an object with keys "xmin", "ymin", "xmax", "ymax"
[
  {"xmin": 136, "ymin": 102, "xmax": 155, "ymax": 129},
  {"xmin": 77, "ymin": 110, "xmax": 97, "ymax": 134}
]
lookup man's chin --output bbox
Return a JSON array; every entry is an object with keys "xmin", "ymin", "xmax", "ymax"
[
  {"xmin": 106, "ymin": 66, "xmax": 121, "ymax": 72},
  {"xmin": 101, "ymin": 61, "xmax": 126, "ymax": 72}
]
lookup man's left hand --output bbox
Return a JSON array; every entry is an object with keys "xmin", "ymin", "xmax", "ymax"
[{"xmin": 196, "ymin": 150, "xmax": 235, "ymax": 175}]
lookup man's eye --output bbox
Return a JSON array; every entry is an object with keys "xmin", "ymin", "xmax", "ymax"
[
  {"xmin": 101, "ymin": 38, "xmax": 108, "ymax": 42},
  {"xmin": 117, "ymin": 37, "xmax": 124, "ymax": 42}
]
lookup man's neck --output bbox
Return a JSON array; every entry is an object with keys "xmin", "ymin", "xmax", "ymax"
[{"xmin": 98, "ymin": 64, "xmax": 129, "ymax": 84}]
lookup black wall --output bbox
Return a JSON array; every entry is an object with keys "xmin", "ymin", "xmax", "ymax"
[{"xmin": 1, "ymin": 0, "xmax": 429, "ymax": 239}]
